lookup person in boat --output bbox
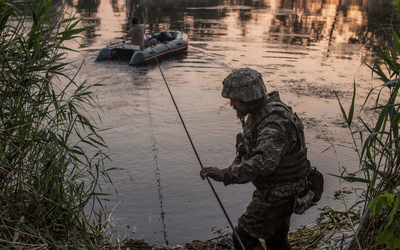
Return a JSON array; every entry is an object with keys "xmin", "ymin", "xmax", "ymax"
[
  {"xmin": 200, "ymin": 68, "xmax": 313, "ymax": 250},
  {"xmin": 129, "ymin": 17, "xmax": 157, "ymax": 50}
]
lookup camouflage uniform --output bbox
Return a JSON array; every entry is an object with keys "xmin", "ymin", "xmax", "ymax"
[
  {"xmin": 222, "ymin": 69, "xmax": 308, "ymax": 249},
  {"xmin": 222, "ymin": 91, "xmax": 308, "ymax": 244},
  {"xmin": 201, "ymin": 68, "xmax": 310, "ymax": 250}
]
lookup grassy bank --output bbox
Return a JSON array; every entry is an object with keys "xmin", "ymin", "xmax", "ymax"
[{"xmin": 0, "ymin": 0, "xmax": 113, "ymax": 248}]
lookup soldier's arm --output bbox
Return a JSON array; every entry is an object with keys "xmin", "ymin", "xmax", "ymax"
[
  {"xmin": 221, "ymin": 120, "xmax": 292, "ymax": 185},
  {"xmin": 229, "ymin": 155, "xmax": 241, "ymax": 168}
]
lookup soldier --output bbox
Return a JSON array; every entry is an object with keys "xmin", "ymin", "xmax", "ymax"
[
  {"xmin": 200, "ymin": 68, "xmax": 313, "ymax": 250},
  {"xmin": 129, "ymin": 17, "xmax": 157, "ymax": 50}
]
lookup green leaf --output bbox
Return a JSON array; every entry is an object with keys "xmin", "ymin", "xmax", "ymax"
[
  {"xmin": 378, "ymin": 228, "xmax": 394, "ymax": 244},
  {"xmin": 22, "ymin": 223, "xmax": 38, "ymax": 236},
  {"xmin": 335, "ymin": 92, "xmax": 349, "ymax": 127},
  {"xmin": 59, "ymin": 27, "xmax": 86, "ymax": 37},
  {"xmin": 391, "ymin": 113, "xmax": 400, "ymax": 127},
  {"xmin": 328, "ymin": 174, "xmax": 370, "ymax": 183},
  {"xmin": 370, "ymin": 195, "xmax": 389, "ymax": 215},
  {"xmin": 92, "ymin": 193, "xmax": 112, "ymax": 196},
  {"xmin": 393, "ymin": 0, "xmax": 400, "ymax": 14},
  {"xmin": 364, "ymin": 161, "xmax": 394, "ymax": 187},
  {"xmin": 382, "ymin": 192, "xmax": 396, "ymax": 205},
  {"xmin": 374, "ymin": 108, "xmax": 388, "ymax": 132},
  {"xmin": 395, "ymin": 219, "xmax": 400, "ymax": 235},
  {"xmin": 347, "ymin": 81, "xmax": 356, "ymax": 126},
  {"xmin": 386, "ymin": 237, "xmax": 400, "ymax": 250},
  {"xmin": 360, "ymin": 132, "xmax": 379, "ymax": 159}
]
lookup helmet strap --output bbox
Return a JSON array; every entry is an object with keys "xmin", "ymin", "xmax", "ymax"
[
  {"xmin": 240, "ymin": 117, "xmax": 245, "ymax": 127},
  {"xmin": 247, "ymin": 96, "xmax": 267, "ymax": 116}
]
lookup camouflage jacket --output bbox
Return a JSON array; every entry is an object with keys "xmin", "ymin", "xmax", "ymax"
[{"xmin": 222, "ymin": 91, "xmax": 308, "ymax": 205}]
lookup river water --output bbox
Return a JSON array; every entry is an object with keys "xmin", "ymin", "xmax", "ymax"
[{"xmin": 62, "ymin": 0, "xmax": 393, "ymax": 247}]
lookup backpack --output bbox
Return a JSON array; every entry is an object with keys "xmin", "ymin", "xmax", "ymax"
[
  {"xmin": 158, "ymin": 31, "xmax": 173, "ymax": 43},
  {"xmin": 307, "ymin": 164, "xmax": 324, "ymax": 202}
]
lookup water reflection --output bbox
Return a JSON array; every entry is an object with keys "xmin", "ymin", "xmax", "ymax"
[
  {"xmin": 148, "ymin": 99, "xmax": 169, "ymax": 245},
  {"xmin": 155, "ymin": 163, "xmax": 168, "ymax": 245},
  {"xmin": 68, "ymin": 0, "xmax": 396, "ymax": 54},
  {"xmin": 152, "ymin": 154, "xmax": 168, "ymax": 245}
]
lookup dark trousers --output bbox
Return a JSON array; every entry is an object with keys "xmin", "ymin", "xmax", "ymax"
[{"xmin": 232, "ymin": 225, "xmax": 291, "ymax": 250}]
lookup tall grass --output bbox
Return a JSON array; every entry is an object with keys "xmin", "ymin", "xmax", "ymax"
[
  {"xmin": 0, "ymin": 0, "xmax": 113, "ymax": 249},
  {"xmin": 335, "ymin": 5, "xmax": 400, "ymax": 250}
]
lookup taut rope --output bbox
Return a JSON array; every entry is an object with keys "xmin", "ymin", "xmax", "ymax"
[{"xmin": 155, "ymin": 56, "xmax": 246, "ymax": 250}]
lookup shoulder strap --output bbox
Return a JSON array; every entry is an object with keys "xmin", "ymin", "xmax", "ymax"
[
  {"xmin": 253, "ymin": 101, "xmax": 305, "ymax": 150},
  {"xmin": 253, "ymin": 102, "xmax": 292, "ymax": 126}
]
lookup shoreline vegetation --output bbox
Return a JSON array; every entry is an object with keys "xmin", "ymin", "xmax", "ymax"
[
  {"xmin": 0, "ymin": 0, "xmax": 114, "ymax": 248},
  {"xmin": 2, "ymin": 0, "xmax": 400, "ymax": 249}
]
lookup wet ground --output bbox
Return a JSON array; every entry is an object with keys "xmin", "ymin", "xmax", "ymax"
[
  {"xmin": 102, "ymin": 233, "xmax": 234, "ymax": 250},
  {"xmin": 61, "ymin": 0, "xmax": 393, "ymax": 247}
]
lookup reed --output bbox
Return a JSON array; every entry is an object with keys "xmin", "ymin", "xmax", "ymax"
[
  {"xmin": 289, "ymin": 5, "xmax": 400, "ymax": 250},
  {"xmin": 333, "ymin": 5, "xmax": 400, "ymax": 250},
  {"xmin": 0, "ymin": 0, "xmax": 113, "ymax": 248}
]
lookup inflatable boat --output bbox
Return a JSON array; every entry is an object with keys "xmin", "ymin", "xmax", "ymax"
[{"xmin": 96, "ymin": 30, "xmax": 189, "ymax": 66}]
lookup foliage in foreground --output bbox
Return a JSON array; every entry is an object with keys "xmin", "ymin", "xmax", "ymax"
[
  {"xmin": 334, "ymin": 5, "xmax": 400, "ymax": 250},
  {"xmin": 287, "ymin": 4, "xmax": 400, "ymax": 250},
  {"xmin": 0, "ymin": 0, "xmax": 112, "ymax": 249}
]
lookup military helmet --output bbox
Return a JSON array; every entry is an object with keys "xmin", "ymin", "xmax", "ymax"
[{"xmin": 221, "ymin": 68, "xmax": 266, "ymax": 102}]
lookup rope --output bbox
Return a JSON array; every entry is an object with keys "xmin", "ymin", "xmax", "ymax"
[{"xmin": 154, "ymin": 57, "xmax": 246, "ymax": 250}]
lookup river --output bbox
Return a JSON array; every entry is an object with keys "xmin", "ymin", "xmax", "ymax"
[{"xmin": 62, "ymin": 0, "xmax": 393, "ymax": 247}]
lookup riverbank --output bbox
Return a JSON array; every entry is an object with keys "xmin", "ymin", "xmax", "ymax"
[
  {"xmin": 118, "ymin": 237, "xmax": 233, "ymax": 250},
  {"xmin": 99, "ymin": 206, "xmax": 356, "ymax": 250},
  {"xmin": 101, "ymin": 233, "xmax": 234, "ymax": 250}
]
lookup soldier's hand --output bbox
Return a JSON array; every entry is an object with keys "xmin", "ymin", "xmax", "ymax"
[{"xmin": 200, "ymin": 167, "xmax": 224, "ymax": 182}]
